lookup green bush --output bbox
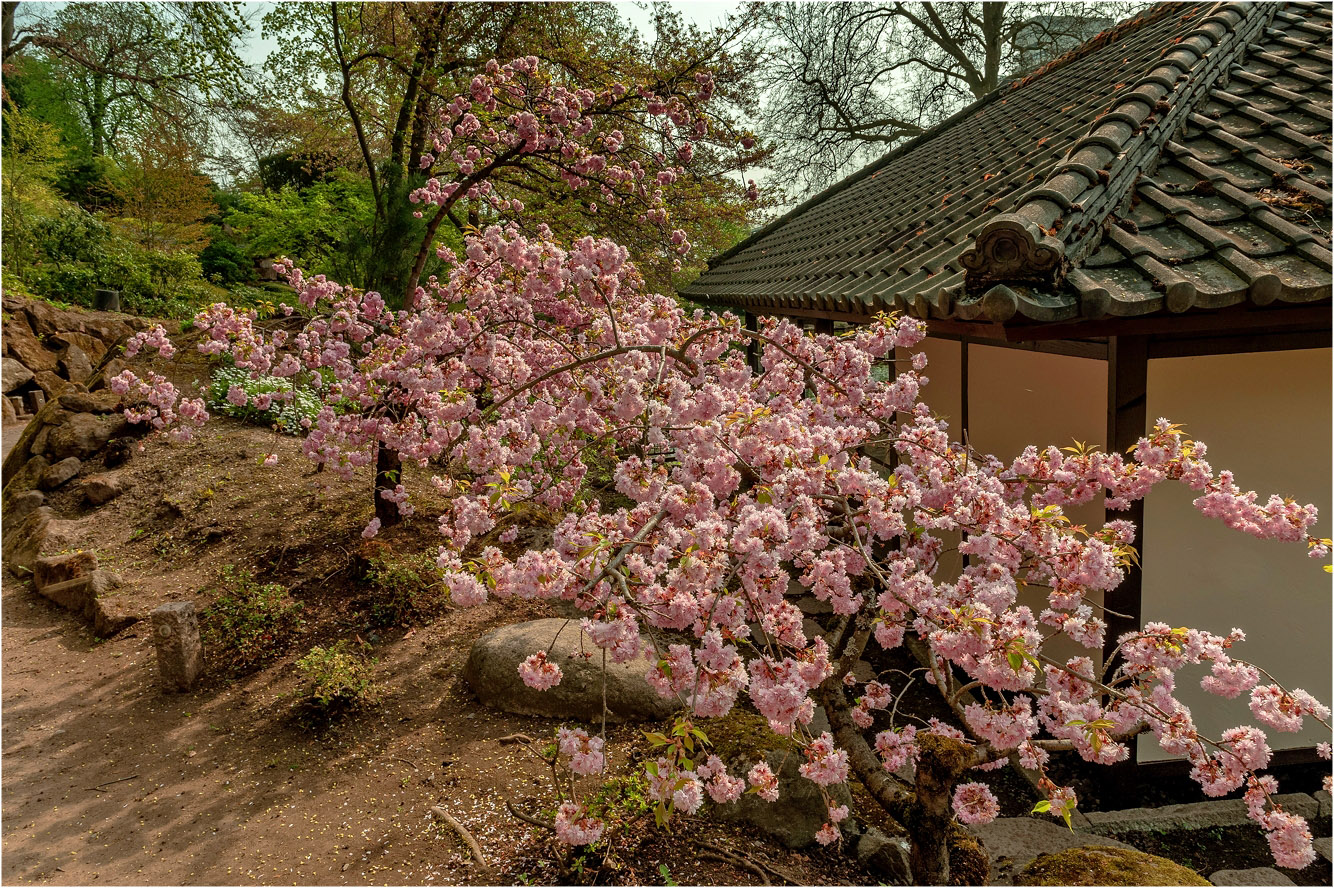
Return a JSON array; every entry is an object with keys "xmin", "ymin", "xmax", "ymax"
[
  {"xmin": 200, "ymin": 566, "xmax": 303, "ymax": 673},
  {"xmin": 207, "ymin": 364, "xmax": 321, "ymax": 434},
  {"xmin": 295, "ymin": 640, "xmax": 377, "ymax": 709},
  {"xmin": 363, "ymin": 550, "xmax": 448, "ymax": 626},
  {"xmin": 18, "ymin": 203, "xmax": 222, "ymax": 318}
]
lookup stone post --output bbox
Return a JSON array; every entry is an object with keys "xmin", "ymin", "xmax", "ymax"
[
  {"xmin": 151, "ymin": 601, "xmax": 202, "ymax": 691},
  {"xmin": 94, "ymin": 289, "xmax": 122, "ymax": 312}
]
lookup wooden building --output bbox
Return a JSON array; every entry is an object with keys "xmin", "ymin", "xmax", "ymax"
[{"xmin": 684, "ymin": 2, "xmax": 1332, "ymax": 772}]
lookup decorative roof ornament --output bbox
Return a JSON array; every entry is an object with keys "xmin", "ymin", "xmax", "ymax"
[{"xmin": 960, "ymin": 215, "xmax": 1066, "ymax": 291}]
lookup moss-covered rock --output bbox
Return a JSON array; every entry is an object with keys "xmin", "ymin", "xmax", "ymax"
[
  {"xmin": 704, "ymin": 708, "xmax": 797, "ymax": 761},
  {"xmin": 704, "ymin": 709, "xmax": 852, "ymax": 849},
  {"xmin": 947, "ymin": 823, "xmax": 991, "ymax": 886},
  {"xmin": 1016, "ymin": 846, "xmax": 1210, "ymax": 886}
]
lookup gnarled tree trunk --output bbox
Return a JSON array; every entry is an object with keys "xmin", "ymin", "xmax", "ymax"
[{"xmin": 374, "ymin": 443, "xmax": 402, "ymax": 528}]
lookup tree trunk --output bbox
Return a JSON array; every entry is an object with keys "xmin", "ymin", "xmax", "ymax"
[
  {"xmin": 374, "ymin": 443, "xmax": 403, "ymax": 528},
  {"xmin": 906, "ymin": 733, "xmax": 980, "ymax": 886}
]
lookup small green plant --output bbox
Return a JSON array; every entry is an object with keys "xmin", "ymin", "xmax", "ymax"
[
  {"xmin": 586, "ymin": 773, "xmax": 654, "ymax": 823},
  {"xmin": 295, "ymin": 640, "xmax": 377, "ymax": 710},
  {"xmin": 658, "ymin": 863, "xmax": 678, "ymax": 886},
  {"xmin": 207, "ymin": 364, "xmax": 321, "ymax": 434},
  {"xmin": 200, "ymin": 566, "xmax": 303, "ymax": 673},
  {"xmin": 363, "ymin": 549, "xmax": 447, "ymax": 626}
]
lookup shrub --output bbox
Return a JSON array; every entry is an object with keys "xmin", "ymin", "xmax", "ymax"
[
  {"xmin": 363, "ymin": 550, "xmax": 448, "ymax": 626},
  {"xmin": 295, "ymin": 640, "xmax": 377, "ymax": 709},
  {"xmin": 207, "ymin": 364, "xmax": 320, "ymax": 435},
  {"xmin": 200, "ymin": 566, "xmax": 303, "ymax": 673}
]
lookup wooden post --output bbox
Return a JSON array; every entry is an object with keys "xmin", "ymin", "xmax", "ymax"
[
  {"xmin": 960, "ymin": 336, "xmax": 970, "ymax": 438},
  {"xmin": 745, "ymin": 312, "xmax": 760, "ymax": 374},
  {"xmin": 814, "ymin": 317, "xmax": 834, "ymax": 336},
  {"xmin": 1101, "ymin": 334, "xmax": 1148, "ymax": 803}
]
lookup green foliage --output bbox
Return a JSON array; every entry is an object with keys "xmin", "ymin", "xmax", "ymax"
[
  {"xmin": 1, "ymin": 105, "xmax": 69, "ymax": 274},
  {"xmin": 201, "ymin": 566, "xmax": 304, "ymax": 673},
  {"xmin": 586, "ymin": 773, "xmax": 655, "ymax": 823},
  {"xmin": 363, "ymin": 550, "xmax": 448, "ymax": 626},
  {"xmin": 207, "ymin": 365, "xmax": 321, "ymax": 435},
  {"xmin": 295, "ymin": 640, "xmax": 378, "ymax": 710},
  {"xmin": 222, "ymin": 172, "xmax": 378, "ymax": 285},
  {"xmin": 11, "ymin": 200, "xmax": 224, "ymax": 318},
  {"xmin": 199, "ymin": 231, "xmax": 252, "ymax": 285}
]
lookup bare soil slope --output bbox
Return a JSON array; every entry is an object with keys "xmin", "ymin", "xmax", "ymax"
[{"xmin": 1, "ymin": 417, "xmax": 869, "ymax": 886}]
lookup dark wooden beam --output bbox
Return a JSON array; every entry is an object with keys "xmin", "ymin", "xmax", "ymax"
[
  {"xmin": 930, "ymin": 305, "xmax": 1332, "ymax": 344},
  {"xmin": 1101, "ymin": 334, "xmax": 1149, "ymax": 803},
  {"xmin": 960, "ymin": 336, "xmax": 970, "ymax": 437},
  {"xmin": 1135, "ymin": 745, "xmax": 1325, "ymax": 779},
  {"xmin": 1147, "ymin": 328, "xmax": 1332, "ymax": 359},
  {"xmin": 814, "ymin": 317, "xmax": 835, "ymax": 336},
  {"xmin": 931, "ymin": 330, "xmax": 1109, "ymax": 360}
]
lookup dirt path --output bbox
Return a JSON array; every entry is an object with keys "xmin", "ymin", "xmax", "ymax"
[
  {"xmin": 1, "ymin": 567, "xmax": 552, "ymax": 885},
  {"xmin": 3, "ymin": 418, "xmax": 30, "ymax": 462},
  {"xmin": 1, "ymin": 569, "xmax": 864, "ymax": 887}
]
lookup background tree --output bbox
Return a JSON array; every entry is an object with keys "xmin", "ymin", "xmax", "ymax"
[
  {"xmin": 4, "ymin": 1, "xmax": 249, "ymax": 153},
  {"xmin": 260, "ymin": 1, "xmax": 766, "ymax": 303},
  {"xmin": 110, "ymin": 117, "xmax": 216, "ymax": 252},
  {"xmin": 755, "ymin": 1, "xmax": 1137, "ymax": 195}
]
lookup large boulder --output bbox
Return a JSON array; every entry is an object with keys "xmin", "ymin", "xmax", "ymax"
[
  {"xmin": 2, "ymin": 357, "xmax": 34, "ymax": 394},
  {"xmin": 81, "ymin": 472, "xmax": 126, "ymax": 505},
  {"xmin": 30, "ymin": 552, "xmax": 137, "ymax": 637},
  {"xmin": 50, "ymin": 331, "xmax": 107, "ymax": 364},
  {"xmin": 32, "ymin": 370, "xmax": 74, "ymax": 400},
  {"xmin": 34, "ymin": 551, "xmax": 99, "ymax": 591},
  {"xmin": 464, "ymin": 618, "xmax": 677, "ymax": 724},
  {"xmin": 7, "ymin": 489, "xmax": 46, "ymax": 520},
  {"xmin": 1, "ymin": 506, "xmax": 82, "ymax": 572},
  {"xmin": 58, "ymin": 389, "xmax": 122, "ymax": 414},
  {"xmin": 45, "ymin": 412, "xmax": 128, "ymax": 460},
  {"xmin": 4, "ymin": 454, "xmax": 49, "ymax": 499},
  {"xmin": 21, "ymin": 298, "xmax": 140, "ymax": 342},
  {"xmin": 2, "ymin": 396, "xmax": 63, "ymax": 484},
  {"xmin": 707, "ymin": 708, "xmax": 855, "ymax": 849},
  {"xmin": 1015, "ymin": 846, "xmax": 1209, "ymax": 886},
  {"xmin": 4, "ymin": 317, "xmax": 60, "ymax": 373}
]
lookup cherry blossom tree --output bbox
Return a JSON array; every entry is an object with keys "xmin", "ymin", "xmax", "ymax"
[{"xmin": 114, "ymin": 55, "xmax": 1331, "ymax": 885}]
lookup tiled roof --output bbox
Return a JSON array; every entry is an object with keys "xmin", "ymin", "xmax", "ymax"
[{"xmin": 683, "ymin": 2, "xmax": 1333, "ymax": 329}]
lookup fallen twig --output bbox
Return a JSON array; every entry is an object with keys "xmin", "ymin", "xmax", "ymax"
[
  {"xmin": 87, "ymin": 775, "xmax": 138, "ymax": 792},
  {"xmin": 504, "ymin": 799, "xmax": 555, "ymax": 832},
  {"xmin": 431, "ymin": 805, "xmax": 486, "ymax": 865},
  {"xmin": 698, "ymin": 850, "xmax": 769, "ymax": 885},
  {"xmin": 691, "ymin": 838, "xmax": 796, "ymax": 885},
  {"xmin": 394, "ymin": 757, "xmax": 419, "ymax": 770},
  {"xmin": 497, "ymin": 733, "xmax": 534, "ymax": 745}
]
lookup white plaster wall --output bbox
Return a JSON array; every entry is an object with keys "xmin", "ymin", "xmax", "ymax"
[
  {"xmin": 1139, "ymin": 348, "xmax": 1332, "ymax": 760},
  {"xmin": 910, "ymin": 337, "xmax": 964, "ymax": 578},
  {"xmin": 967, "ymin": 345, "xmax": 1109, "ymax": 667}
]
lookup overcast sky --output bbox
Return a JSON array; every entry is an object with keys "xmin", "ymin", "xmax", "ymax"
[{"xmin": 239, "ymin": 2, "xmax": 744, "ymax": 68}]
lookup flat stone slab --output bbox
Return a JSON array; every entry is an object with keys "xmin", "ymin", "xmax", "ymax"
[
  {"xmin": 1209, "ymin": 868, "xmax": 1295, "ymax": 886},
  {"xmin": 970, "ymin": 817, "xmax": 1132, "ymax": 884},
  {"xmin": 1082, "ymin": 794, "xmax": 1319, "ymax": 835},
  {"xmin": 1315, "ymin": 836, "xmax": 1332, "ymax": 863},
  {"xmin": 1316, "ymin": 790, "xmax": 1330, "ymax": 820}
]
